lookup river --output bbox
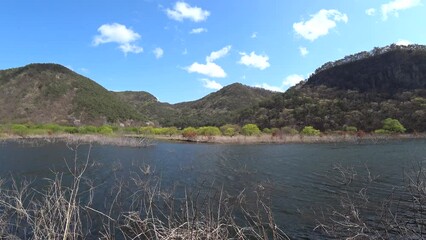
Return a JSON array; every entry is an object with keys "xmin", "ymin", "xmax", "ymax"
[{"xmin": 0, "ymin": 139, "xmax": 425, "ymax": 238}]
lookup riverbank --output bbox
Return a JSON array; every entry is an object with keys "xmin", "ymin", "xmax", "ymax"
[
  {"xmin": 1, "ymin": 133, "xmax": 425, "ymax": 146},
  {"xmin": 154, "ymin": 133, "xmax": 426, "ymax": 144}
]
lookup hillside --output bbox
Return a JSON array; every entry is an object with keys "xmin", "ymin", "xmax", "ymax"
[
  {"xmin": 0, "ymin": 63, "xmax": 142, "ymax": 125},
  {"xmin": 240, "ymin": 45, "xmax": 426, "ymax": 132},
  {"xmin": 114, "ymin": 83, "xmax": 277, "ymax": 127},
  {"xmin": 112, "ymin": 91, "xmax": 178, "ymax": 126}
]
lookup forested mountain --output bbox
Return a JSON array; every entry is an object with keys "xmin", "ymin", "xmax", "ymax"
[
  {"xmin": 1, "ymin": 44, "xmax": 425, "ymax": 132},
  {"xmin": 0, "ymin": 63, "xmax": 142, "ymax": 125},
  {"xmin": 114, "ymin": 83, "xmax": 276, "ymax": 127},
  {"xmin": 240, "ymin": 45, "xmax": 426, "ymax": 132}
]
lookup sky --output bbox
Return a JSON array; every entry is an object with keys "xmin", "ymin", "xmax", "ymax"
[{"xmin": 0, "ymin": 0, "xmax": 425, "ymax": 103}]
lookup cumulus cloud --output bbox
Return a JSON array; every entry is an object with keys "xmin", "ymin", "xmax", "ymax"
[
  {"xmin": 201, "ymin": 79, "xmax": 223, "ymax": 90},
  {"xmin": 251, "ymin": 32, "xmax": 257, "ymax": 38},
  {"xmin": 153, "ymin": 47, "xmax": 164, "ymax": 59},
  {"xmin": 299, "ymin": 47, "xmax": 309, "ymax": 57},
  {"xmin": 186, "ymin": 46, "xmax": 231, "ymax": 78},
  {"xmin": 186, "ymin": 62, "xmax": 226, "ymax": 78},
  {"xmin": 283, "ymin": 74, "xmax": 305, "ymax": 86},
  {"xmin": 206, "ymin": 45, "xmax": 231, "ymax": 62},
  {"xmin": 166, "ymin": 1, "xmax": 210, "ymax": 22},
  {"xmin": 293, "ymin": 9, "xmax": 348, "ymax": 41},
  {"xmin": 190, "ymin": 28, "xmax": 207, "ymax": 34},
  {"xmin": 238, "ymin": 52, "xmax": 270, "ymax": 70},
  {"xmin": 381, "ymin": 0, "xmax": 421, "ymax": 20},
  {"xmin": 395, "ymin": 39, "xmax": 412, "ymax": 46},
  {"xmin": 93, "ymin": 23, "xmax": 143, "ymax": 54},
  {"xmin": 365, "ymin": 8, "xmax": 377, "ymax": 16}
]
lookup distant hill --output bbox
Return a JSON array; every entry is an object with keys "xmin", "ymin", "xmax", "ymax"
[
  {"xmin": 112, "ymin": 91, "xmax": 178, "ymax": 126},
  {"xmin": 240, "ymin": 45, "xmax": 426, "ymax": 132},
  {"xmin": 114, "ymin": 83, "xmax": 277, "ymax": 127},
  {"xmin": 0, "ymin": 63, "xmax": 142, "ymax": 125}
]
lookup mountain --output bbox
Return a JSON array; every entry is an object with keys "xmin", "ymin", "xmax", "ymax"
[
  {"xmin": 0, "ymin": 63, "xmax": 142, "ymax": 125},
  {"xmin": 112, "ymin": 91, "xmax": 178, "ymax": 126},
  {"xmin": 114, "ymin": 83, "xmax": 277, "ymax": 127},
  {"xmin": 240, "ymin": 44, "xmax": 426, "ymax": 132}
]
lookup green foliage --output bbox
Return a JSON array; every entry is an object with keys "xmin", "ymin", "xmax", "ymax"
[
  {"xmin": 343, "ymin": 126, "xmax": 358, "ymax": 132},
  {"xmin": 140, "ymin": 126, "xmax": 155, "ymax": 135},
  {"xmin": 374, "ymin": 129, "xmax": 391, "ymax": 134},
  {"xmin": 281, "ymin": 126, "xmax": 298, "ymax": 135},
  {"xmin": 220, "ymin": 124, "xmax": 240, "ymax": 137},
  {"xmin": 241, "ymin": 124, "xmax": 261, "ymax": 136},
  {"xmin": 197, "ymin": 126, "xmax": 222, "ymax": 136},
  {"xmin": 262, "ymin": 128, "xmax": 272, "ymax": 134},
  {"xmin": 98, "ymin": 125, "xmax": 114, "ymax": 135},
  {"xmin": 182, "ymin": 127, "xmax": 197, "ymax": 139},
  {"xmin": 381, "ymin": 118, "xmax": 406, "ymax": 133},
  {"xmin": 63, "ymin": 126, "xmax": 78, "ymax": 134},
  {"xmin": 44, "ymin": 124, "xmax": 62, "ymax": 133},
  {"xmin": 301, "ymin": 126, "xmax": 321, "ymax": 136},
  {"xmin": 11, "ymin": 124, "xmax": 29, "ymax": 136},
  {"xmin": 78, "ymin": 125, "xmax": 98, "ymax": 134}
]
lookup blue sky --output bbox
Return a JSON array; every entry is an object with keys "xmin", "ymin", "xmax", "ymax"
[{"xmin": 0, "ymin": 0, "xmax": 425, "ymax": 103}]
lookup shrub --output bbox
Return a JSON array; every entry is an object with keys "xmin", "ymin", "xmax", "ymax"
[
  {"xmin": 301, "ymin": 126, "xmax": 321, "ymax": 136},
  {"xmin": 374, "ymin": 129, "xmax": 391, "ymax": 134},
  {"xmin": 382, "ymin": 118, "xmax": 406, "ymax": 133},
  {"xmin": 344, "ymin": 126, "xmax": 358, "ymax": 133},
  {"xmin": 140, "ymin": 126, "xmax": 155, "ymax": 135},
  {"xmin": 197, "ymin": 126, "xmax": 221, "ymax": 136},
  {"xmin": 63, "ymin": 126, "xmax": 78, "ymax": 134},
  {"xmin": 164, "ymin": 127, "xmax": 179, "ymax": 136},
  {"xmin": 11, "ymin": 124, "xmax": 29, "ymax": 136},
  {"xmin": 78, "ymin": 125, "xmax": 98, "ymax": 134},
  {"xmin": 281, "ymin": 126, "xmax": 298, "ymax": 135},
  {"xmin": 44, "ymin": 124, "xmax": 62, "ymax": 133},
  {"xmin": 262, "ymin": 128, "xmax": 272, "ymax": 134},
  {"xmin": 98, "ymin": 125, "xmax": 114, "ymax": 135},
  {"xmin": 241, "ymin": 124, "xmax": 261, "ymax": 136},
  {"xmin": 220, "ymin": 124, "xmax": 240, "ymax": 137},
  {"xmin": 182, "ymin": 127, "xmax": 197, "ymax": 139}
]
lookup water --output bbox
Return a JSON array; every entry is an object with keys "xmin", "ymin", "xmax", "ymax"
[{"xmin": 0, "ymin": 139, "xmax": 425, "ymax": 238}]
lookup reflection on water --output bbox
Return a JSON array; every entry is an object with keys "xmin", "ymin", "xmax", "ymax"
[{"xmin": 0, "ymin": 139, "xmax": 425, "ymax": 238}]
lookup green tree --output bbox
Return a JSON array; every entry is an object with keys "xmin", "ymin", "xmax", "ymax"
[
  {"xmin": 182, "ymin": 127, "xmax": 197, "ymax": 139},
  {"xmin": 381, "ymin": 118, "xmax": 406, "ymax": 133},
  {"xmin": 220, "ymin": 124, "xmax": 240, "ymax": 137},
  {"xmin": 241, "ymin": 124, "xmax": 261, "ymax": 136},
  {"xmin": 301, "ymin": 126, "xmax": 321, "ymax": 136},
  {"xmin": 197, "ymin": 126, "xmax": 221, "ymax": 136}
]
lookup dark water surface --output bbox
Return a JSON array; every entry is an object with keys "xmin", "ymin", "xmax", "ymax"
[{"xmin": 0, "ymin": 139, "xmax": 425, "ymax": 238}]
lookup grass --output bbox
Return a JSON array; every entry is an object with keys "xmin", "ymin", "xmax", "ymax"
[{"xmin": 0, "ymin": 143, "xmax": 288, "ymax": 239}]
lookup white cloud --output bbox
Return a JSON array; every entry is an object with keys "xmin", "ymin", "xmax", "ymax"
[
  {"xmin": 206, "ymin": 45, "xmax": 231, "ymax": 62},
  {"xmin": 201, "ymin": 79, "xmax": 222, "ymax": 90},
  {"xmin": 166, "ymin": 1, "xmax": 210, "ymax": 22},
  {"xmin": 251, "ymin": 32, "xmax": 257, "ymax": 38},
  {"xmin": 186, "ymin": 62, "xmax": 226, "ymax": 78},
  {"xmin": 186, "ymin": 46, "xmax": 230, "ymax": 78},
  {"xmin": 299, "ymin": 46, "xmax": 309, "ymax": 56},
  {"xmin": 80, "ymin": 68, "xmax": 89, "ymax": 73},
  {"xmin": 190, "ymin": 28, "xmax": 207, "ymax": 34},
  {"xmin": 255, "ymin": 74, "xmax": 305, "ymax": 92},
  {"xmin": 381, "ymin": 0, "xmax": 421, "ymax": 20},
  {"xmin": 395, "ymin": 39, "xmax": 412, "ymax": 46},
  {"xmin": 283, "ymin": 74, "xmax": 305, "ymax": 86},
  {"xmin": 238, "ymin": 52, "xmax": 270, "ymax": 70},
  {"xmin": 254, "ymin": 83, "xmax": 284, "ymax": 92},
  {"xmin": 153, "ymin": 47, "xmax": 164, "ymax": 59},
  {"xmin": 119, "ymin": 43, "xmax": 143, "ymax": 55},
  {"xmin": 365, "ymin": 8, "xmax": 377, "ymax": 16},
  {"xmin": 293, "ymin": 9, "xmax": 348, "ymax": 41},
  {"xmin": 182, "ymin": 48, "xmax": 188, "ymax": 55},
  {"xmin": 93, "ymin": 23, "xmax": 143, "ymax": 54}
]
